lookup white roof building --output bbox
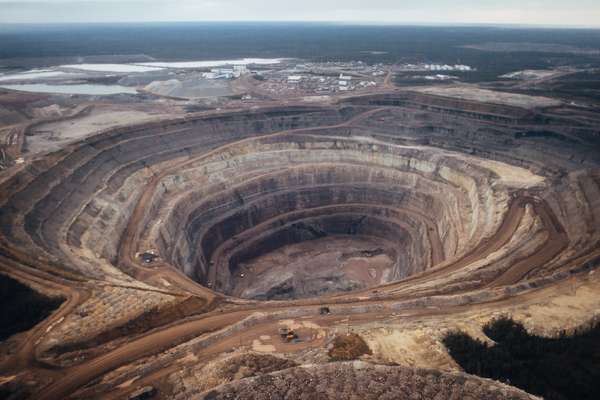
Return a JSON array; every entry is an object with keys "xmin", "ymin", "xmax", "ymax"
[{"xmin": 233, "ymin": 65, "xmax": 248, "ymax": 77}]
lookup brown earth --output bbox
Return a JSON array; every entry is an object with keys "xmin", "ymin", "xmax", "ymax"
[{"xmin": 0, "ymin": 87, "xmax": 599, "ymax": 399}]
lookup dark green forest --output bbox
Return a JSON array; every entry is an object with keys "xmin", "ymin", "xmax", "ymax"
[
  {"xmin": 0, "ymin": 273, "xmax": 63, "ymax": 341},
  {"xmin": 2, "ymin": 23, "xmax": 600, "ymax": 83},
  {"xmin": 444, "ymin": 316, "xmax": 600, "ymax": 400}
]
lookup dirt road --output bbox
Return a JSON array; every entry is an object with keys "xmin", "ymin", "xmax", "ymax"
[
  {"xmin": 32, "ymin": 190, "xmax": 571, "ymax": 400},
  {"xmin": 1, "ymin": 104, "xmax": 577, "ymax": 400}
]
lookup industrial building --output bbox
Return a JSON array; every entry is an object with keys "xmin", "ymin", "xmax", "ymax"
[{"xmin": 202, "ymin": 65, "xmax": 249, "ymax": 80}]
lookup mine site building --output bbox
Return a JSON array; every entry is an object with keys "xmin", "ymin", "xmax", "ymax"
[
  {"xmin": 233, "ymin": 65, "xmax": 248, "ymax": 76},
  {"xmin": 206, "ymin": 68, "xmax": 235, "ymax": 79}
]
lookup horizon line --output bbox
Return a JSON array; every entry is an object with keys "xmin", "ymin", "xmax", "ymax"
[{"xmin": 1, "ymin": 20, "xmax": 600, "ymax": 30}]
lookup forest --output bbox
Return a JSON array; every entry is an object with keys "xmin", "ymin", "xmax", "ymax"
[
  {"xmin": 0, "ymin": 274, "xmax": 63, "ymax": 341},
  {"xmin": 444, "ymin": 316, "xmax": 600, "ymax": 400}
]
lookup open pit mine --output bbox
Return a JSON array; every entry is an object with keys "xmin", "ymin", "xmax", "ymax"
[{"xmin": 1, "ymin": 90, "xmax": 600, "ymax": 399}]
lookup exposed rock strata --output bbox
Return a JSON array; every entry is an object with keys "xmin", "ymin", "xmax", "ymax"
[
  {"xmin": 1, "ymin": 94, "xmax": 599, "ymax": 300},
  {"xmin": 1, "ymin": 92, "xmax": 600, "ymax": 400}
]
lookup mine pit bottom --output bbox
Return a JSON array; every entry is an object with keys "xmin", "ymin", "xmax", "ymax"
[{"xmin": 230, "ymin": 235, "xmax": 397, "ymax": 300}]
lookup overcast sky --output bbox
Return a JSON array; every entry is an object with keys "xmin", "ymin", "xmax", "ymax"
[{"xmin": 1, "ymin": 0, "xmax": 599, "ymax": 27}]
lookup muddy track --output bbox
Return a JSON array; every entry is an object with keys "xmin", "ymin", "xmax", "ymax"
[
  {"xmin": 116, "ymin": 108, "xmax": 386, "ymax": 293},
  {"xmin": 33, "ymin": 191, "xmax": 567, "ymax": 400},
  {"xmin": 2, "ymin": 95, "xmax": 599, "ymax": 399}
]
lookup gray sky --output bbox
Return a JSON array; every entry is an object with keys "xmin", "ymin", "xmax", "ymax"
[{"xmin": 1, "ymin": 0, "xmax": 599, "ymax": 27}]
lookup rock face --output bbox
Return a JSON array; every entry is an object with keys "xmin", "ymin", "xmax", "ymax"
[
  {"xmin": 159, "ymin": 130, "xmax": 510, "ymax": 298},
  {"xmin": 197, "ymin": 361, "xmax": 540, "ymax": 400},
  {"xmin": 1, "ymin": 94, "xmax": 599, "ymax": 300},
  {"xmin": 2, "ymin": 90, "xmax": 600, "ymax": 400}
]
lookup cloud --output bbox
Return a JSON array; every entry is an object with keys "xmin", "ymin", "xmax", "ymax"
[{"xmin": 0, "ymin": 0, "xmax": 598, "ymax": 26}]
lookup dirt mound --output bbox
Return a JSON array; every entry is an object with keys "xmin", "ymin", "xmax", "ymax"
[
  {"xmin": 328, "ymin": 333, "xmax": 372, "ymax": 361},
  {"xmin": 168, "ymin": 352, "xmax": 299, "ymax": 398},
  {"xmin": 217, "ymin": 352, "xmax": 299, "ymax": 382},
  {"xmin": 198, "ymin": 361, "xmax": 539, "ymax": 400}
]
